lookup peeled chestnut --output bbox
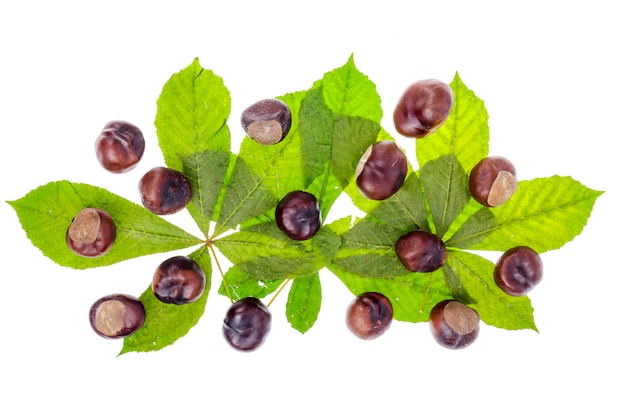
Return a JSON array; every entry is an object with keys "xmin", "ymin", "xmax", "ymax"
[
  {"xmin": 395, "ymin": 230, "xmax": 447, "ymax": 272},
  {"xmin": 95, "ymin": 120, "xmax": 145, "ymax": 173},
  {"xmin": 223, "ymin": 297, "xmax": 272, "ymax": 352},
  {"xmin": 429, "ymin": 300, "xmax": 480, "ymax": 350},
  {"xmin": 89, "ymin": 294, "xmax": 145, "ymax": 339},
  {"xmin": 346, "ymin": 292, "xmax": 394, "ymax": 340},
  {"xmin": 138, "ymin": 166, "xmax": 192, "ymax": 215},
  {"xmin": 494, "ymin": 246, "xmax": 543, "ymax": 296},
  {"xmin": 469, "ymin": 156, "xmax": 518, "ymax": 207},
  {"xmin": 66, "ymin": 208, "xmax": 116, "ymax": 258},
  {"xmin": 356, "ymin": 140, "xmax": 408, "ymax": 200},
  {"xmin": 152, "ymin": 256, "xmax": 206, "ymax": 305},
  {"xmin": 393, "ymin": 79, "xmax": 454, "ymax": 138},
  {"xmin": 275, "ymin": 190, "xmax": 321, "ymax": 241},
  {"xmin": 241, "ymin": 98, "xmax": 292, "ymax": 145}
]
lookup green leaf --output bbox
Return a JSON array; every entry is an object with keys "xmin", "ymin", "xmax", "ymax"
[
  {"xmin": 446, "ymin": 251, "xmax": 537, "ymax": 331},
  {"xmin": 7, "ymin": 181, "xmax": 202, "ymax": 269},
  {"xmin": 329, "ymin": 264, "xmax": 451, "ymax": 323},
  {"xmin": 286, "ymin": 275, "xmax": 322, "ymax": 333},
  {"xmin": 315, "ymin": 54, "xmax": 383, "ymax": 122},
  {"xmin": 155, "ymin": 58, "xmax": 231, "ymax": 169},
  {"xmin": 217, "ymin": 265, "xmax": 283, "ymax": 301},
  {"xmin": 119, "ymin": 245, "xmax": 212, "ymax": 354},
  {"xmin": 445, "ymin": 203, "xmax": 496, "ymax": 249},
  {"xmin": 333, "ymin": 218, "xmax": 409, "ymax": 278},
  {"xmin": 415, "ymin": 72, "xmax": 489, "ymax": 174},
  {"xmin": 469, "ymin": 176, "xmax": 604, "ymax": 253},
  {"xmin": 420, "ymin": 154, "xmax": 471, "ymax": 237},
  {"xmin": 214, "ymin": 222, "xmax": 341, "ymax": 280}
]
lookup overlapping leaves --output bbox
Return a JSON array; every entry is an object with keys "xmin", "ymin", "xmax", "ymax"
[{"xmin": 8, "ymin": 56, "xmax": 602, "ymax": 353}]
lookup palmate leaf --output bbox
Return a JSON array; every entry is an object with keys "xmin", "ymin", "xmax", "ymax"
[
  {"xmin": 120, "ymin": 245, "xmax": 212, "ymax": 354},
  {"xmin": 7, "ymin": 181, "xmax": 202, "ymax": 269},
  {"xmin": 155, "ymin": 58, "xmax": 232, "ymax": 236}
]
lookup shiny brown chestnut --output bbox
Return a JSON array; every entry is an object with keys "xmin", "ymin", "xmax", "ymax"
[
  {"xmin": 494, "ymin": 246, "xmax": 543, "ymax": 296},
  {"xmin": 89, "ymin": 294, "xmax": 145, "ymax": 339},
  {"xmin": 138, "ymin": 166, "xmax": 192, "ymax": 215},
  {"xmin": 395, "ymin": 230, "xmax": 447, "ymax": 272},
  {"xmin": 241, "ymin": 98, "xmax": 292, "ymax": 145},
  {"xmin": 469, "ymin": 156, "xmax": 518, "ymax": 207},
  {"xmin": 95, "ymin": 121, "xmax": 145, "ymax": 173},
  {"xmin": 346, "ymin": 292, "xmax": 394, "ymax": 340},
  {"xmin": 66, "ymin": 208, "xmax": 116, "ymax": 258},
  {"xmin": 223, "ymin": 297, "xmax": 272, "ymax": 352},
  {"xmin": 152, "ymin": 256, "xmax": 206, "ymax": 305},
  {"xmin": 356, "ymin": 140, "xmax": 408, "ymax": 200},
  {"xmin": 429, "ymin": 300, "xmax": 480, "ymax": 350},
  {"xmin": 275, "ymin": 191, "xmax": 321, "ymax": 241},
  {"xmin": 393, "ymin": 79, "xmax": 453, "ymax": 138}
]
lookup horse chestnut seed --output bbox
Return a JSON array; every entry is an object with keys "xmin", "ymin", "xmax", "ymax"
[
  {"xmin": 356, "ymin": 140, "xmax": 408, "ymax": 200},
  {"xmin": 152, "ymin": 256, "xmax": 206, "ymax": 305},
  {"xmin": 223, "ymin": 297, "xmax": 272, "ymax": 352},
  {"xmin": 66, "ymin": 208, "xmax": 116, "ymax": 257},
  {"xmin": 494, "ymin": 246, "xmax": 543, "ymax": 296},
  {"xmin": 395, "ymin": 230, "xmax": 447, "ymax": 272},
  {"xmin": 138, "ymin": 166, "xmax": 192, "ymax": 215},
  {"xmin": 346, "ymin": 292, "xmax": 394, "ymax": 340},
  {"xmin": 89, "ymin": 294, "xmax": 145, "ymax": 339},
  {"xmin": 275, "ymin": 191, "xmax": 321, "ymax": 241},
  {"xmin": 469, "ymin": 156, "xmax": 518, "ymax": 207},
  {"xmin": 95, "ymin": 121, "xmax": 145, "ymax": 173},
  {"xmin": 241, "ymin": 98, "xmax": 292, "ymax": 145},
  {"xmin": 393, "ymin": 79, "xmax": 454, "ymax": 138},
  {"xmin": 429, "ymin": 300, "xmax": 480, "ymax": 350}
]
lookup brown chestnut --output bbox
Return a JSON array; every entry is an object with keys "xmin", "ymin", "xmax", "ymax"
[
  {"xmin": 275, "ymin": 190, "xmax": 321, "ymax": 241},
  {"xmin": 393, "ymin": 79, "xmax": 453, "ymax": 138},
  {"xmin": 95, "ymin": 121, "xmax": 145, "ymax": 173},
  {"xmin": 152, "ymin": 256, "xmax": 206, "ymax": 305},
  {"xmin": 66, "ymin": 208, "xmax": 116, "ymax": 257},
  {"xmin": 395, "ymin": 230, "xmax": 447, "ymax": 273},
  {"xmin": 355, "ymin": 140, "xmax": 408, "ymax": 200},
  {"xmin": 346, "ymin": 292, "xmax": 394, "ymax": 340},
  {"xmin": 138, "ymin": 166, "xmax": 192, "ymax": 215},
  {"xmin": 429, "ymin": 300, "xmax": 480, "ymax": 350},
  {"xmin": 494, "ymin": 246, "xmax": 543, "ymax": 296},
  {"xmin": 469, "ymin": 156, "xmax": 518, "ymax": 207},
  {"xmin": 89, "ymin": 294, "xmax": 145, "ymax": 339},
  {"xmin": 241, "ymin": 98, "xmax": 292, "ymax": 145},
  {"xmin": 222, "ymin": 297, "xmax": 272, "ymax": 352}
]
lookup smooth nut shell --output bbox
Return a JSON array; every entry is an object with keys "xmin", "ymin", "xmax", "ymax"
[
  {"xmin": 429, "ymin": 300, "xmax": 480, "ymax": 350},
  {"xmin": 356, "ymin": 140, "xmax": 408, "ymax": 200},
  {"xmin": 89, "ymin": 294, "xmax": 145, "ymax": 339},
  {"xmin": 494, "ymin": 246, "xmax": 543, "ymax": 296},
  {"xmin": 395, "ymin": 230, "xmax": 447, "ymax": 272},
  {"xmin": 95, "ymin": 121, "xmax": 145, "ymax": 173},
  {"xmin": 346, "ymin": 292, "xmax": 394, "ymax": 340},
  {"xmin": 393, "ymin": 79, "xmax": 453, "ymax": 138},
  {"xmin": 139, "ymin": 167, "xmax": 192, "ymax": 215},
  {"xmin": 66, "ymin": 208, "xmax": 116, "ymax": 258},
  {"xmin": 152, "ymin": 256, "xmax": 206, "ymax": 304},
  {"xmin": 469, "ymin": 156, "xmax": 517, "ymax": 207},
  {"xmin": 241, "ymin": 98, "xmax": 292, "ymax": 145}
]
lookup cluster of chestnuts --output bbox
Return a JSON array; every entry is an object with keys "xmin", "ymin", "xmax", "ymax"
[{"xmin": 70, "ymin": 79, "xmax": 543, "ymax": 353}]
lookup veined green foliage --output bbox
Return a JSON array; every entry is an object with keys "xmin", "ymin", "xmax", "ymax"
[{"xmin": 8, "ymin": 55, "xmax": 602, "ymax": 354}]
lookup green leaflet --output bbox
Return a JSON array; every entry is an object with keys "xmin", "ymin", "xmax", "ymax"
[
  {"xmin": 286, "ymin": 275, "xmax": 322, "ymax": 334},
  {"xmin": 214, "ymin": 222, "xmax": 341, "ymax": 280},
  {"xmin": 446, "ymin": 251, "xmax": 537, "ymax": 331},
  {"xmin": 7, "ymin": 181, "xmax": 202, "ymax": 269},
  {"xmin": 415, "ymin": 72, "xmax": 489, "ymax": 173},
  {"xmin": 120, "ymin": 245, "xmax": 212, "ymax": 354},
  {"xmin": 329, "ymin": 264, "xmax": 451, "ymax": 323},
  {"xmin": 468, "ymin": 176, "xmax": 604, "ymax": 253},
  {"xmin": 217, "ymin": 265, "xmax": 283, "ymax": 301}
]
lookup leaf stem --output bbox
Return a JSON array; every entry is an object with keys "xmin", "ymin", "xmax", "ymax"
[
  {"xmin": 207, "ymin": 241, "xmax": 234, "ymax": 304},
  {"xmin": 267, "ymin": 278, "xmax": 291, "ymax": 308}
]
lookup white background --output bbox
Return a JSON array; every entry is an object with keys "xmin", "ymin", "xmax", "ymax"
[{"xmin": 1, "ymin": 1, "xmax": 622, "ymax": 412}]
